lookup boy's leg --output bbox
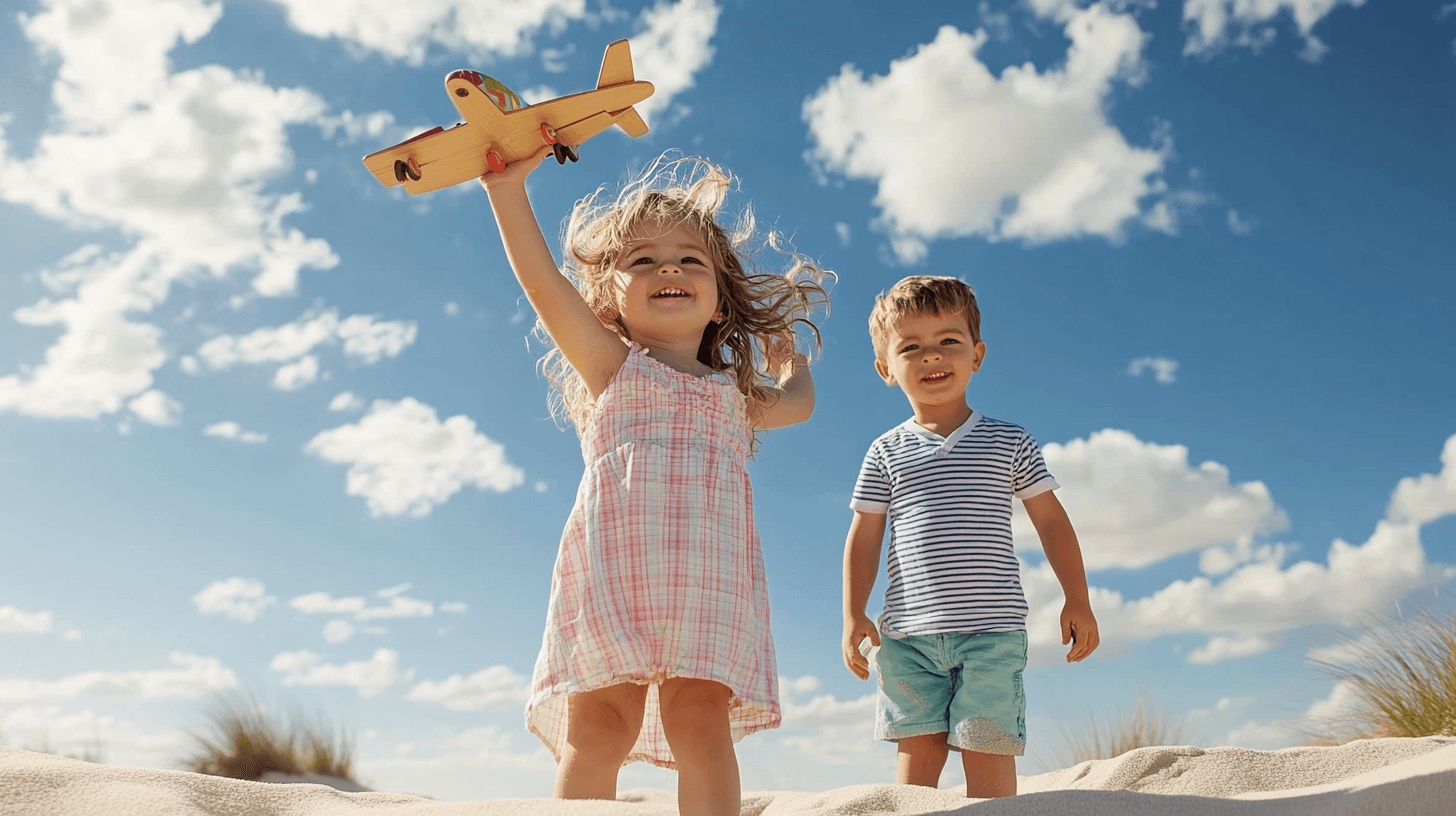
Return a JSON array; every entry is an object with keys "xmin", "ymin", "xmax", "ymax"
[
  {"xmin": 658, "ymin": 677, "xmax": 739, "ymax": 816},
  {"xmin": 555, "ymin": 682, "xmax": 647, "ymax": 800},
  {"xmin": 946, "ymin": 631, "xmax": 1027, "ymax": 800},
  {"xmin": 896, "ymin": 732, "xmax": 950, "ymax": 787},
  {"xmin": 960, "ymin": 750, "xmax": 1016, "ymax": 799}
]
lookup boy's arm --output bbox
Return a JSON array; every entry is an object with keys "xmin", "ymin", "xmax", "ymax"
[
  {"xmin": 1023, "ymin": 490, "xmax": 1099, "ymax": 662},
  {"xmin": 479, "ymin": 150, "xmax": 626, "ymax": 395},
  {"xmin": 749, "ymin": 336, "xmax": 813, "ymax": 429},
  {"xmin": 842, "ymin": 510, "xmax": 886, "ymax": 680}
]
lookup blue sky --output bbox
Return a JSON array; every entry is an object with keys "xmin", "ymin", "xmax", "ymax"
[{"xmin": 2, "ymin": 0, "xmax": 1455, "ymax": 801}]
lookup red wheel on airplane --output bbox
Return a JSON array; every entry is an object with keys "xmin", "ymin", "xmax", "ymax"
[
  {"xmin": 394, "ymin": 157, "xmax": 421, "ymax": 182},
  {"xmin": 540, "ymin": 123, "xmax": 558, "ymax": 145},
  {"xmin": 487, "ymin": 150, "xmax": 506, "ymax": 174}
]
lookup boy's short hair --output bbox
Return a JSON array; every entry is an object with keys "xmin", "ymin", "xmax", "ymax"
[{"xmin": 869, "ymin": 275, "xmax": 982, "ymax": 358}]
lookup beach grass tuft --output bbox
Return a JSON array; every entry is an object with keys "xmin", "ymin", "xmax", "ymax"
[
  {"xmin": 181, "ymin": 691, "xmax": 356, "ymax": 782},
  {"xmin": 1311, "ymin": 606, "xmax": 1456, "ymax": 741},
  {"xmin": 1058, "ymin": 687, "xmax": 1185, "ymax": 766}
]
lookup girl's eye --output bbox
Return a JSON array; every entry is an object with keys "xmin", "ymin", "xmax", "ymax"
[
  {"xmin": 681, "ymin": 255, "xmax": 704, "ymax": 266},
  {"xmin": 630, "ymin": 256, "xmax": 654, "ymax": 266}
]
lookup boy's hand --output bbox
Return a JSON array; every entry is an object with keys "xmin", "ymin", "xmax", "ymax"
[
  {"xmin": 1061, "ymin": 601, "xmax": 1099, "ymax": 662},
  {"xmin": 478, "ymin": 146, "xmax": 552, "ymax": 192},
  {"xmin": 842, "ymin": 614, "xmax": 881, "ymax": 680}
]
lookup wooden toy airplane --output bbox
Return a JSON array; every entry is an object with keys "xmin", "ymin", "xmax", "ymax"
[{"xmin": 362, "ymin": 39, "xmax": 654, "ymax": 195}]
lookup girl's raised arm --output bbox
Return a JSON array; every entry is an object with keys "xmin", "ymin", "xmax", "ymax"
[
  {"xmin": 479, "ymin": 149, "xmax": 627, "ymax": 396},
  {"xmin": 748, "ymin": 335, "xmax": 814, "ymax": 430}
]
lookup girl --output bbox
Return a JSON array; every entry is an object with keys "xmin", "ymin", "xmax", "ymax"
[{"xmin": 480, "ymin": 148, "xmax": 830, "ymax": 816}]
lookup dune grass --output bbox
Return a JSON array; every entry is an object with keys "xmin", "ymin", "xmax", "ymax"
[
  {"xmin": 1309, "ymin": 606, "xmax": 1456, "ymax": 741},
  {"xmin": 1056, "ymin": 687, "xmax": 1185, "ymax": 767},
  {"xmin": 181, "ymin": 691, "xmax": 357, "ymax": 783}
]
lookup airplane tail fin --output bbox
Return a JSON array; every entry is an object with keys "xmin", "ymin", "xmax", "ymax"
[{"xmin": 597, "ymin": 39, "xmax": 635, "ymax": 88}]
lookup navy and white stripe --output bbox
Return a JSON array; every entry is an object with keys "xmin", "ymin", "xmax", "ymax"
[{"xmin": 851, "ymin": 412, "xmax": 1057, "ymax": 637}]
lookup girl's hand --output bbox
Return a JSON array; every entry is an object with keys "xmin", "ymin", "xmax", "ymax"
[
  {"xmin": 479, "ymin": 146, "xmax": 553, "ymax": 193},
  {"xmin": 764, "ymin": 333, "xmax": 801, "ymax": 383}
]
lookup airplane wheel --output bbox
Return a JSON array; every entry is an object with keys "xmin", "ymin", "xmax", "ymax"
[
  {"xmin": 553, "ymin": 143, "xmax": 568, "ymax": 165},
  {"xmin": 540, "ymin": 123, "xmax": 558, "ymax": 144},
  {"xmin": 394, "ymin": 158, "xmax": 421, "ymax": 182},
  {"xmin": 564, "ymin": 144, "xmax": 579, "ymax": 163},
  {"xmin": 486, "ymin": 150, "xmax": 506, "ymax": 174}
]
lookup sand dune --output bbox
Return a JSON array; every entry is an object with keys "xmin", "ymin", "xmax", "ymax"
[{"xmin": 3, "ymin": 736, "xmax": 1453, "ymax": 815}]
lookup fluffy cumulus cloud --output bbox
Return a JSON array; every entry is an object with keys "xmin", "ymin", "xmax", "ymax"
[
  {"xmin": 629, "ymin": 0, "xmax": 719, "ymax": 124},
  {"xmin": 0, "ymin": 606, "xmax": 54, "ymax": 634},
  {"xmin": 1183, "ymin": 0, "xmax": 1368, "ymax": 61},
  {"xmin": 262, "ymin": 0, "xmax": 587, "ymax": 65},
  {"xmin": 774, "ymin": 676, "xmax": 877, "ymax": 765},
  {"xmin": 192, "ymin": 578, "xmax": 276, "ymax": 622},
  {"xmin": 1014, "ymin": 429, "xmax": 1288, "ymax": 571},
  {"xmin": 408, "ymin": 666, "xmax": 531, "ymax": 711},
  {"xmin": 803, "ymin": 4, "xmax": 1176, "ymax": 261},
  {"xmin": 0, "ymin": 653, "xmax": 236, "ymax": 701},
  {"xmin": 269, "ymin": 648, "xmax": 411, "ymax": 696},
  {"xmin": 305, "ymin": 398, "xmax": 524, "ymax": 517},
  {"xmin": 1386, "ymin": 433, "xmax": 1456, "ymax": 527},
  {"xmin": 1019, "ymin": 432, "xmax": 1456, "ymax": 668},
  {"xmin": 190, "ymin": 308, "xmax": 417, "ymax": 389},
  {"xmin": 0, "ymin": 0, "xmax": 341, "ymax": 421}
]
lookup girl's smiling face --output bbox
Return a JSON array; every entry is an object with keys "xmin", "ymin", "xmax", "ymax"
[{"xmin": 612, "ymin": 218, "xmax": 720, "ymax": 341}]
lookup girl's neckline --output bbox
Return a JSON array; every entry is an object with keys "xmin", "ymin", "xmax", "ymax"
[{"xmin": 630, "ymin": 343, "xmax": 732, "ymax": 383}]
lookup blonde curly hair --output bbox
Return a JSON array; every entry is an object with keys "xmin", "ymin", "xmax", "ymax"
[{"xmin": 536, "ymin": 152, "xmax": 832, "ymax": 443}]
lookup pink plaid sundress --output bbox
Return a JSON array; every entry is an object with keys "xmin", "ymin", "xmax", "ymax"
[{"xmin": 526, "ymin": 343, "xmax": 781, "ymax": 768}]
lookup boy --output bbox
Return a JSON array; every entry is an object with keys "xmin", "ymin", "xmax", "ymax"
[{"xmin": 842, "ymin": 275, "xmax": 1098, "ymax": 798}]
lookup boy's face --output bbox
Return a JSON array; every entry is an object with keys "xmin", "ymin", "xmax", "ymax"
[{"xmin": 875, "ymin": 309, "xmax": 986, "ymax": 409}]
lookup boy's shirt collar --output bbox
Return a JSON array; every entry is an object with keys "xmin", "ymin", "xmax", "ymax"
[{"xmin": 899, "ymin": 410, "xmax": 982, "ymax": 456}]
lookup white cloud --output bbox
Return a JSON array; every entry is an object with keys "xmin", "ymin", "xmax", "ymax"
[
  {"xmin": 1013, "ymin": 429, "xmax": 1288, "ymax": 571},
  {"xmin": 0, "ymin": 653, "xmax": 236, "ymax": 701},
  {"xmin": 269, "ymin": 648, "xmax": 411, "ymax": 696},
  {"xmin": 1227, "ymin": 208, "xmax": 1257, "ymax": 236},
  {"xmin": 203, "ymin": 421, "xmax": 268, "ymax": 444},
  {"xmin": 192, "ymin": 578, "xmax": 276, "ymax": 622},
  {"xmin": 1182, "ymin": 0, "xmax": 1367, "ymax": 61},
  {"xmin": 305, "ymin": 398, "xmax": 524, "ymax": 517},
  {"xmin": 804, "ymin": 5, "xmax": 1178, "ymax": 260},
  {"xmin": 773, "ymin": 678, "xmax": 877, "ymax": 765},
  {"xmin": 834, "ymin": 223, "xmax": 851, "ymax": 246},
  {"xmin": 1128, "ymin": 356, "xmax": 1178, "ymax": 384},
  {"xmin": 195, "ymin": 309, "xmax": 416, "ymax": 374},
  {"xmin": 261, "ymin": 0, "xmax": 588, "ymax": 65},
  {"xmin": 272, "ymin": 355, "xmax": 321, "ymax": 391},
  {"xmin": 629, "ymin": 0, "xmax": 720, "ymax": 124},
  {"xmin": 330, "ymin": 391, "xmax": 366, "ymax": 412},
  {"xmin": 0, "ymin": 0, "xmax": 340, "ymax": 421},
  {"xmin": 1387, "ymin": 433, "xmax": 1456, "ymax": 527},
  {"xmin": 127, "ymin": 389, "xmax": 183, "ymax": 426},
  {"xmin": 408, "ymin": 666, "xmax": 530, "ymax": 711},
  {"xmin": 323, "ymin": 619, "xmax": 357, "ymax": 644},
  {"xmin": 290, "ymin": 586, "xmax": 435, "ymax": 621},
  {"xmin": 0, "ymin": 606, "xmax": 54, "ymax": 634},
  {"xmin": 1187, "ymin": 633, "xmax": 1277, "ymax": 664}
]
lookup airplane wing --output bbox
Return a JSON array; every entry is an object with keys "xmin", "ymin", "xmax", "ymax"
[{"xmin": 361, "ymin": 123, "xmax": 486, "ymax": 191}]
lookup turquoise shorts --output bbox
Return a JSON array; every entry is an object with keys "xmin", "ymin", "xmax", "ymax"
[{"xmin": 873, "ymin": 629, "xmax": 1027, "ymax": 755}]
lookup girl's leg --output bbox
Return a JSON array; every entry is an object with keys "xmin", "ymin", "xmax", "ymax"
[
  {"xmin": 896, "ymin": 733, "xmax": 950, "ymax": 787},
  {"xmin": 555, "ymin": 683, "xmax": 648, "ymax": 800},
  {"xmin": 960, "ymin": 750, "xmax": 1016, "ymax": 799},
  {"xmin": 657, "ymin": 678, "xmax": 738, "ymax": 816}
]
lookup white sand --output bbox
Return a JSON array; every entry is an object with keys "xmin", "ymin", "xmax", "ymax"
[{"xmin": 3, "ymin": 736, "xmax": 1454, "ymax": 815}]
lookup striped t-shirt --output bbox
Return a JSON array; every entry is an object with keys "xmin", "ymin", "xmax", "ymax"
[{"xmin": 850, "ymin": 412, "xmax": 1058, "ymax": 637}]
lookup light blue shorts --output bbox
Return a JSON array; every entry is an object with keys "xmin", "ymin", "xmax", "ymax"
[{"xmin": 873, "ymin": 629, "xmax": 1027, "ymax": 755}]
